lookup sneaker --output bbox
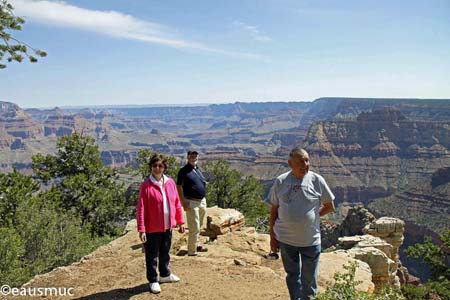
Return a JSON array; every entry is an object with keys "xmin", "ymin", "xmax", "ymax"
[
  {"xmin": 159, "ymin": 273, "xmax": 180, "ymax": 283},
  {"xmin": 197, "ymin": 245, "xmax": 208, "ymax": 252},
  {"xmin": 188, "ymin": 253, "xmax": 198, "ymax": 257},
  {"xmin": 149, "ymin": 282, "xmax": 161, "ymax": 294}
]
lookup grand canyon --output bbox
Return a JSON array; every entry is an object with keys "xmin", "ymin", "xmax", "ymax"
[{"xmin": 1, "ymin": 97, "xmax": 449, "ymax": 278}]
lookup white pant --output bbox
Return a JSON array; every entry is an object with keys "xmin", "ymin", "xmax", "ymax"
[{"xmin": 186, "ymin": 197, "xmax": 207, "ymax": 255}]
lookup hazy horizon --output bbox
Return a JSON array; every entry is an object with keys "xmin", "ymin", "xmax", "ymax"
[{"xmin": 3, "ymin": 96, "xmax": 450, "ymax": 110}]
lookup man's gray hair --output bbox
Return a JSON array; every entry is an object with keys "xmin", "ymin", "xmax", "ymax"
[{"xmin": 289, "ymin": 146, "xmax": 308, "ymax": 159}]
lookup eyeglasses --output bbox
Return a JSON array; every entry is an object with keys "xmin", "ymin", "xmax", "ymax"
[{"xmin": 152, "ymin": 164, "xmax": 165, "ymax": 169}]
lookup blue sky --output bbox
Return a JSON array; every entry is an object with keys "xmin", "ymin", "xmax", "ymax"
[{"xmin": 1, "ymin": 0, "xmax": 449, "ymax": 108}]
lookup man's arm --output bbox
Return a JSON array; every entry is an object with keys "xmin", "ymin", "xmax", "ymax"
[
  {"xmin": 270, "ymin": 204, "xmax": 279, "ymax": 252},
  {"xmin": 176, "ymin": 185, "xmax": 190, "ymax": 211},
  {"xmin": 319, "ymin": 202, "xmax": 335, "ymax": 217}
]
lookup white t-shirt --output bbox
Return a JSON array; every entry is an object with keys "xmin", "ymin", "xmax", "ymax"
[
  {"xmin": 150, "ymin": 174, "xmax": 170, "ymax": 230},
  {"xmin": 269, "ymin": 171, "xmax": 335, "ymax": 247}
]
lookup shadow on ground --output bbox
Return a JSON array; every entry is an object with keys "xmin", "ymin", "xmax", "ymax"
[{"xmin": 74, "ymin": 283, "xmax": 148, "ymax": 300}]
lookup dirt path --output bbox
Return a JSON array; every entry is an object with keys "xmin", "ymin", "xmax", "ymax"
[
  {"xmin": 2, "ymin": 223, "xmax": 288, "ymax": 300},
  {"xmin": 2, "ymin": 220, "xmax": 372, "ymax": 300}
]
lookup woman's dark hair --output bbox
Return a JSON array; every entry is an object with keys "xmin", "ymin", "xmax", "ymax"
[{"xmin": 148, "ymin": 153, "xmax": 168, "ymax": 171}]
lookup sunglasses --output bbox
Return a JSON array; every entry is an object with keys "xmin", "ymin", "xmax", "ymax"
[{"xmin": 152, "ymin": 164, "xmax": 165, "ymax": 169}]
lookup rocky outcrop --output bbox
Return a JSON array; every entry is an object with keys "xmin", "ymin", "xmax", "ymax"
[
  {"xmin": 100, "ymin": 150, "xmax": 137, "ymax": 167},
  {"xmin": 337, "ymin": 245, "xmax": 399, "ymax": 290},
  {"xmin": 202, "ymin": 206, "xmax": 245, "ymax": 238},
  {"xmin": 363, "ymin": 217, "xmax": 405, "ymax": 262},
  {"xmin": 0, "ymin": 127, "xmax": 14, "ymax": 149},
  {"xmin": 0, "ymin": 101, "xmax": 42, "ymax": 141},
  {"xmin": 43, "ymin": 114, "xmax": 95, "ymax": 137},
  {"xmin": 321, "ymin": 206, "xmax": 376, "ymax": 249},
  {"xmin": 341, "ymin": 206, "xmax": 377, "ymax": 236},
  {"xmin": 336, "ymin": 216, "xmax": 407, "ymax": 291}
]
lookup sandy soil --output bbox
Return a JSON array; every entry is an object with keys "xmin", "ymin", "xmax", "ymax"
[{"xmin": 1, "ymin": 220, "xmax": 372, "ymax": 300}]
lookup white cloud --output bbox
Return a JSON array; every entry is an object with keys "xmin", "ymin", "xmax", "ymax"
[
  {"xmin": 232, "ymin": 20, "xmax": 272, "ymax": 42},
  {"xmin": 10, "ymin": 0, "xmax": 264, "ymax": 59}
]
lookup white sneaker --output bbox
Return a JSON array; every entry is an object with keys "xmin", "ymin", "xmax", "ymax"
[
  {"xmin": 149, "ymin": 282, "xmax": 161, "ymax": 294},
  {"xmin": 159, "ymin": 273, "xmax": 180, "ymax": 283}
]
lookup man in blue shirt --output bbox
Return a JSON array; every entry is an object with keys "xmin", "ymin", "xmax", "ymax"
[
  {"xmin": 269, "ymin": 147, "xmax": 335, "ymax": 300},
  {"xmin": 177, "ymin": 151, "xmax": 208, "ymax": 256}
]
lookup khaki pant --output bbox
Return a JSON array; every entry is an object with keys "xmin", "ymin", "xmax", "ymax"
[{"xmin": 186, "ymin": 198, "xmax": 207, "ymax": 255}]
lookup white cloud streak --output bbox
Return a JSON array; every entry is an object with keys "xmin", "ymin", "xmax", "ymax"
[
  {"xmin": 232, "ymin": 21, "xmax": 272, "ymax": 42},
  {"xmin": 10, "ymin": 0, "xmax": 264, "ymax": 60}
]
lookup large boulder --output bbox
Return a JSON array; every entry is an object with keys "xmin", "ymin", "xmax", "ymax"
[
  {"xmin": 363, "ymin": 217, "xmax": 405, "ymax": 262},
  {"xmin": 321, "ymin": 205, "xmax": 376, "ymax": 249},
  {"xmin": 337, "ymin": 247, "xmax": 399, "ymax": 290},
  {"xmin": 337, "ymin": 235, "xmax": 399, "ymax": 290},
  {"xmin": 318, "ymin": 252, "xmax": 375, "ymax": 293},
  {"xmin": 338, "ymin": 217, "xmax": 409, "ymax": 290},
  {"xmin": 199, "ymin": 206, "xmax": 245, "ymax": 238},
  {"xmin": 338, "ymin": 235, "xmax": 394, "ymax": 259},
  {"xmin": 340, "ymin": 206, "xmax": 376, "ymax": 236},
  {"xmin": 336, "ymin": 216, "xmax": 406, "ymax": 291}
]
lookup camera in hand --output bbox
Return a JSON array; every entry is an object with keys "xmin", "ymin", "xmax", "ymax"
[{"xmin": 266, "ymin": 252, "xmax": 279, "ymax": 260}]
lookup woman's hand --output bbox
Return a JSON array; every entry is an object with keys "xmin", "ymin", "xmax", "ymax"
[
  {"xmin": 139, "ymin": 232, "xmax": 147, "ymax": 243},
  {"xmin": 178, "ymin": 224, "xmax": 185, "ymax": 234}
]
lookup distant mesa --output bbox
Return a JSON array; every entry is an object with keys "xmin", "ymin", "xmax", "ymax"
[
  {"xmin": 356, "ymin": 107, "xmax": 407, "ymax": 123},
  {"xmin": 371, "ymin": 141, "xmax": 399, "ymax": 157}
]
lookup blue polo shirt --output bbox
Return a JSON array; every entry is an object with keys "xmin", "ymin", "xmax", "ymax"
[{"xmin": 177, "ymin": 164, "xmax": 206, "ymax": 199}]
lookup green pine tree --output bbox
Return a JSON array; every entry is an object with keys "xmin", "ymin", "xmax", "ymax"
[{"xmin": 0, "ymin": 0, "xmax": 47, "ymax": 68}]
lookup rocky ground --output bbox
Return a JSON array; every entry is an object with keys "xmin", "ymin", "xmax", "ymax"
[{"xmin": 2, "ymin": 215, "xmax": 374, "ymax": 300}]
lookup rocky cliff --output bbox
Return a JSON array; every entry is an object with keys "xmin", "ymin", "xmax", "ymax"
[
  {"xmin": 0, "ymin": 103, "xmax": 114, "ymax": 171},
  {"xmin": 0, "ymin": 101, "xmax": 42, "ymax": 149},
  {"xmin": 303, "ymin": 107, "xmax": 450, "ymax": 232}
]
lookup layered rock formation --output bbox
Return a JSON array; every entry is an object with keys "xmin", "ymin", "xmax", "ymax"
[
  {"xmin": 321, "ymin": 205, "xmax": 376, "ymax": 249},
  {"xmin": 43, "ymin": 114, "xmax": 93, "ymax": 137},
  {"xmin": 202, "ymin": 206, "xmax": 246, "ymax": 238},
  {"xmin": 303, "ymin": 107, "xmax": 450, "ymax": 233},
  {"xmin": 0, "ymin": 101, "xmax": 42, "ymax": 149},
  {"xmin": 1, "ymin": 103, "xmax": 114, "ymax": 171},
  {"xmin": 363, "ymin": 217, "xmax": 405, "ymax": 262},
  {"xmin": 337, "ymin": 217, "xmax": 406, "ymax": 291},
  {"xmin": 100, "ymin": 150, "xmax": 137, "ymax": 167}
]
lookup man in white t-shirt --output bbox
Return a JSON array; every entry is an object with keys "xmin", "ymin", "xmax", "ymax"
[{"xmin": 269, "ymin": 147, "xmax": 335, "ymax": 300}]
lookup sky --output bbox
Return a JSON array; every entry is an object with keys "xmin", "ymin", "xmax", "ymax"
[{"xmin": 1, "ymin": 0, "xmax": 449, "ymax": 108}]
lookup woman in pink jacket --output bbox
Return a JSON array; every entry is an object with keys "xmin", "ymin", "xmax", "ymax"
[{"xmin": 137, "ymin": 153, "xmax": 185, "ymax": 294}]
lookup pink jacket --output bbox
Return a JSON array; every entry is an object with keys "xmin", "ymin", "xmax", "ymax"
[{"xmin": 136, "ymin": 176, "xmax": 184, "ymax": 233}]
